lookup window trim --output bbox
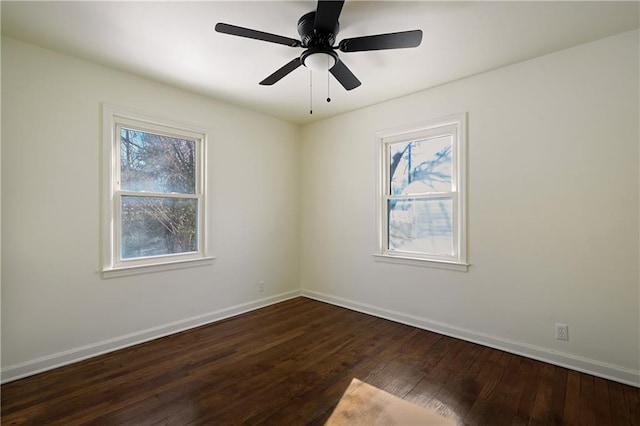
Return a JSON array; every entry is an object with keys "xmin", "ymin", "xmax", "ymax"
[
  {"xmin": 102, "ymin": 104, "xmax": 214, "ymax": 278},
  {"xmin": 375, "ymin": 113, "xmax": 468, "ymax": 271}
]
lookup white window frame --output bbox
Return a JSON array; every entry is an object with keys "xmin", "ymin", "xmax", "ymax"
[
  {"xmin": 102, "ymin": 104, "xmax": 214, "ymax": 278},
  {"xmin": 374, "ymin": 113, "xmax": 468, "ymax": 271}
]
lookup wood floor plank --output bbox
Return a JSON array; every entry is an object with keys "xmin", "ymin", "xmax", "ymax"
[
  {"xmin": 258, "ymin": 324, "xmax": 430, "ymax": 425},
  {"xmin": 482, "ymin": 354, "xmax": 523, "ymax": 426},
  {"xmin": 527, "ymin": 363, "xmax": 556, "ymax": 426},
  {"xmin": 562, "ymin": 370, "xmax": 582, "ymax": 425},
  {"xmin": 406, "ymin": 339, "xmax": 485, "ymax": 423},
  {"xmin": 509, "ymin": 357, "xmax": 538, "ymax": 426},
  {"xmin": 440, "ymin": 345, "xmax": 493, "ymax": 422},
  {"xmin": 592, "ymin": 376, "xmax": 613, "ymax": 425},
  {"xmin": 461, "ymin": 350, "xmax": 511, "ymax": 424},
  {"xmin": 546, "ymin": 366, "xmax": 568, "ymax": 426},
  {"xmin": 393, "ymin": 335, "xmax": 464, "ymax": 409},
  {"xmin": 609, "ymin": 380, "xmax": 632, "ymax": 425},
  {"xmin": 2, "ymin": 297, "xmax": 639, "ymax": 425},
  {"xmin": 624, "ymin": 381, "xmax": 640, "ymax": 426},
  {"xmin": 578, "ymin": 374, "xmax": 597, "ymax": 426}
]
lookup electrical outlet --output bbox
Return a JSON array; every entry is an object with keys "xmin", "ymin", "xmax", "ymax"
[
  {"xmin": 555, "ymin": 323, "xmax": 569, "ymax": 341},
  {"xmin": 258, "ymin": 280, "xmax": 265, "ymax": 292}
]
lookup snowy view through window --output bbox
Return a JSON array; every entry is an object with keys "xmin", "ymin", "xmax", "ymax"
[
  {"xmin": 388, "ymin": 135, "xmax": 453, "ymax": 256},
  {"xmin": 120, "ymin": 129, "xmax": 198, "ymax": 259}
]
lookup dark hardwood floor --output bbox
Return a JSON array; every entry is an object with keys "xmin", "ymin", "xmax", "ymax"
[{"xmin": 2, "ymin": 297, "xmax": 639, "ymax": 425}]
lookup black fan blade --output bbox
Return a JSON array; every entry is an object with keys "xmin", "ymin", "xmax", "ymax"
[
  {"xmin": 260, "ymin": 58, "xmax": 303, "ymax": 85},
  {"xmin": 339, "ymin": 30, "xmax": 423, "ymax": 52},
  {"xmin": 314, "ymin": 0, "xmax": 344, "ymax": 34},
  {"xmin": 215, "ymin": 23, "xmax": 301, "ymax": 47},
  {"xmin": 329, "ymin": 60, "xmax": 361, "ymax": 91}
]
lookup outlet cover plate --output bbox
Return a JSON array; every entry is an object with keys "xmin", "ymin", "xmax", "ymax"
[{"xmin": 555, "ymin": 323, "xmax": 569, "ymax": 341}]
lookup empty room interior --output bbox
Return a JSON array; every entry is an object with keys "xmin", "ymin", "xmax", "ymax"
[{"xmin": 1, "ymin": 0, "xmax": 639, "ymax": 424}]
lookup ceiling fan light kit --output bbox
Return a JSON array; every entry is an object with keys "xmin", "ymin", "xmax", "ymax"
[
  {"xmin": 215, "ymin": 0, "xmax": 422, "ymax": 101},
  {"xmin": 301, "ymin": 49, "xmax": 337, "ymax": 73}
]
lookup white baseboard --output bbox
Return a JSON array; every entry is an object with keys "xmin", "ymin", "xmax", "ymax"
[
  {"xmin": 1, "ymin": 290, "xmax": 301, "ymax": 384},
  {"xmin": 5, "ymin": 289, "xmax": 638, "ymax": 388},
  {"xmin": 302, "ymin": 289, "xmax": 640, "ymax": 388}
]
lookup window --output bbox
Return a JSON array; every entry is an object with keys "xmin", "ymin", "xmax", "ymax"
[
  {"xmin": 375, "ymin": 113, "xmax": 468, "ymax": 271},
  {"xmin": 102, "ymin": 105, "xmax": 213, "ymax": 277}
]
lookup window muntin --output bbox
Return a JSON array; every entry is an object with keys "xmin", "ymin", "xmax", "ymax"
[
  {"xmin": 103, "ymin": 105, "xmax": 212, "ymax": 276},
  {"xmin": 377, "ymin": 114, "xmax": 467, "ymax": 269}
]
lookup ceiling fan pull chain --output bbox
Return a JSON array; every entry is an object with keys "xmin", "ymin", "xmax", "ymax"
[
  {"xmin": 309, "ymin": 69, "xmax": 313, "ymax": 115},
  {"xmin": 327, "ymin": 57, "xmax": 332, "ymax": 103}
]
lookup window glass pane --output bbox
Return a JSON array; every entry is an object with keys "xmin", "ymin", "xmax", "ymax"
[
  {"xmin": 120, "ymin": 128, "xmax": 196, "ymax": 194},
  {"xmin": 388, "ymin": 197, "xmax": 453, "ymax": 256},
  {"xmin": 121, "ymin": 196, "xmax": 197, "ymax": 259},
  {"xmin": 389, "ymin": 135, "xmax": 452, "ymax": 195}
]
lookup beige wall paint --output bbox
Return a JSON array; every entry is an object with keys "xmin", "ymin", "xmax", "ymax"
[
  {"xmin": 1, "ymin": 37, "xmax": 301, "ymax": 374},
  {"xmin": 300, "ymin": 30, "xmax": 639, "ymax": 384}
]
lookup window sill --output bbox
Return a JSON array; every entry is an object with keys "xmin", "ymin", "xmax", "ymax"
[
  {"xmin": 102, "ymin": 256, "xmax": 216, "ymax": 279},
  {"xmin": 373, "ymin": 254, "xmax": 469, "ymax": 272}
]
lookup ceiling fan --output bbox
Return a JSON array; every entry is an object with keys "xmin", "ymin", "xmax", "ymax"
[{"xmin": 215, "ymin": 0, "xmax": 423, "ymax": 91}]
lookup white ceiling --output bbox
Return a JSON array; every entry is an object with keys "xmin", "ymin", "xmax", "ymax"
[{"xmin": 2, "ymin": 1, "xmax": 638, "ymax": 124}]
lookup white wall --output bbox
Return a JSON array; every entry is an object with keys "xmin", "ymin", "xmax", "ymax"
[
  {"xmin": 300, "ymin": 30, "xmax": 640, "ymax": 385},
  {"xmin": 2, "ymin": 30, "xmax": 639, "ymax": 387},
  {"xmin": 1, "ymin": 37, "xmax": 301, "ymax": 380}
]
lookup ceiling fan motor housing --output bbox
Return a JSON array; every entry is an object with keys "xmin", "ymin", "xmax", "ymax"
[{"xmin": 297, "ymin": 12, "xmax": 339, "ymax": 48}]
